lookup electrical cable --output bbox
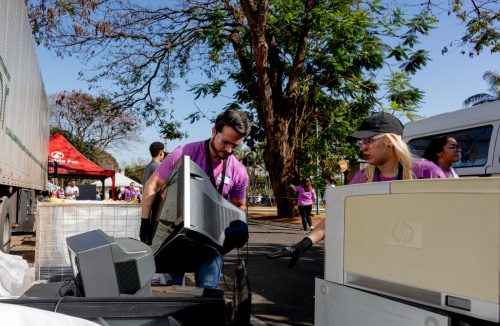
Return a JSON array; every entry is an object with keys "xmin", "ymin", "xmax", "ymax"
[{"xmin": 53, "ymin": 295, "xmax": 65, "ymax": 313}]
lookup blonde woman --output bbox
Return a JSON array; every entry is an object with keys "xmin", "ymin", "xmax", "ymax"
[{"xmin": 269, "ymin": 112, "xmax": 446, "ymax": 268}]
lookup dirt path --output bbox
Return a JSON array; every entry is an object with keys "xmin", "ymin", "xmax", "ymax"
[{"xmin": 10, "ymin": 234, "xmax": 36, "ymax": 265}]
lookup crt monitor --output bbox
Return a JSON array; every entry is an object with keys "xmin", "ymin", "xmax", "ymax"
[
  {"xmin": 151, "ymin": 155, "xmax": 247, "ymax": 273},
  {"xmin": 66, "ymin": 229, "xmax": 155, "ymax": 297}
]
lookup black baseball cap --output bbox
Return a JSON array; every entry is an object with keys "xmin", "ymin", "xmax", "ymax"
[{"xmin": 348, "ymin": 112, "xmax": 404, "ymax": 139}]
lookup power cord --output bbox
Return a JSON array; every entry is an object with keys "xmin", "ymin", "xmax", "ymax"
[{"xmin": 53, "ymin": 295, "xmax": 65, "ymax": 313}]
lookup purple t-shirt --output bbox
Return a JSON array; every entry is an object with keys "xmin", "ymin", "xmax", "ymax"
[
  {"xmin": 155, "ymin": 140, "xmax": 249, "ymax": 201},
  {"xmin": 122, "ymin": 188, "xmax": 140, "ymax": 201},
  {"xmin": 295, "ymin": 185, "xmax": 316, "ymax": 206},
  {"xmin": 350, "ymin": 159, "xmax": 446, "ymax": 184}
]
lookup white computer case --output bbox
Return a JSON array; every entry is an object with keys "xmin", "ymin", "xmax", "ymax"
[{"xmin": 323, "ymin": 178, "xmax": 500, "ymax": 322}]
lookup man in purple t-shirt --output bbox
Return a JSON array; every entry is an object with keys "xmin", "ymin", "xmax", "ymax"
[{"xmin": 141, "ymin": 109, "xmax": 251, "ymax": 288}]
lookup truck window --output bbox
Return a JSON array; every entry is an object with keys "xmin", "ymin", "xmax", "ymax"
[{"xmin": 407, "ymin": 125, "xmax": 493, "ymax": 168}]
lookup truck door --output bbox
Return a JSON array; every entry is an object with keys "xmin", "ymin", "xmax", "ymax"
[{"xmin": 485, "ymin": 122, "xmax": 500, "ymax": 175}]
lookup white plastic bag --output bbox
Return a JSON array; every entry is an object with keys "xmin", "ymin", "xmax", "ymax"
[
  {"xmin": 0, "ymin": 251, "xmax": 34, "ymax": 298},
  {"xmin": 0, "ymin": 303, "xmax": 102, "ymax": 326}
]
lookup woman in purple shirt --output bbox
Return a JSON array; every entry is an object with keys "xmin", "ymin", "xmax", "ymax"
[
  {"xmin": 423, "ymin": 136, "xmax": 461, "ymax": 178},
  {"xmin": 290, "ymin": 178, "xmax": 317, "ymax": 233},
  {"xmin": 269, "ymin": 112, "xmax": 446, "ymax": 268},
  {"xmin": 122, "ymin": 182, "xmax": 141, "ymax": 201}
]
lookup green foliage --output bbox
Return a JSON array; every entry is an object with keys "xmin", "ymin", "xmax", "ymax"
[
  {"xmin": 94, "ymin": 149, "xmax": 120, "ymax": 171},
  {"xmin": 189, "ymin": 80, "xmax": 226, "ymax": 100},
  {"xmin": 463, "ymin": 70, "xmax": 500, "ymax": 106},
  {"xmin": 28, "ymin": 0, "xmax": 463, "ymax": 215},
  {"xmin": 159, "ymin": 121, "xmax": 186, "ymax": 141},
  {"xmin": 124, "ymin": 163, "xmax": 147, "ymax": 184},
  {"xmin": 385, "ymin": 71, "xmax": 423, "ymax": 118},
  {"xmin": 446, "ymin": 0, "xmax": 499, "ymax": 55}
]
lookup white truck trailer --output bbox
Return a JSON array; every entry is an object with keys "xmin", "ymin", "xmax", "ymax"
[{"xmin": 0, "ymin": 0, "xmax": 50, "ymax": 252}]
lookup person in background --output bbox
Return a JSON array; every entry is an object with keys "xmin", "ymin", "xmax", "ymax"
[
  {"xmin": 56, "ymin": 187, "xmax": 65, "ymax": 199},
  {"xmin": 142, "ymin": 142, "xmax": 165, "ymax": 186},
  {"xmin": 322, "ymin": 175, "xmax": 336, "ymax": 206},
  {"xmin": 64, "ymin": 179, "xmax": 79, "ymax": 199},
  {"xmin": 141, "ymin": 108, "xmax": 251, "ymax": 289},
  {"xmin": 423, "ymin": 136, "xmax": 461, "ymax": 178},
  {"xmin": 96, "ymin": 191, "xmax": 101, "ymax": 200},
  {"xmin": 122, "ymin": 182, "xmax": 141, "ymax": 201},
  {"xmin": 289, "ymin": 178, "xmax": 317, "ymax": 234},
  {"xmin": 139, "ymin": 142, "xmax": 166, "ymax": 245},
  {"xmin": 269, "ymin": 112, "xmax": 446, "ymax": 268},
  {"xmin": 117, "ymin": 187, "xmax": 125, "ymax": 200}
]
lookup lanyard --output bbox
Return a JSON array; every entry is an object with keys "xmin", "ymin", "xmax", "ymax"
[
  {"xmin": 204, "ymin": 139, "xmax": 227, "ymax": 194},
  {"xmin": 375, "ymin": 163, "xmax": 403, "ymax": 182}
]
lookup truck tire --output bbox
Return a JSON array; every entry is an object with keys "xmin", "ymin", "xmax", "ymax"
[
  {"xmin": 0, "ymin": 197, "xmax": 12, "ymax": 253},
  {"xmin": 0, "ymin": 215, "xmax": 12, "ymax": 254}
]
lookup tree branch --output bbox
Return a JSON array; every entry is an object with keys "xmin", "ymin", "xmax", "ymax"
[{"xmin": 286, "ymin": 0, "xmax": 318, "ymax": 100}]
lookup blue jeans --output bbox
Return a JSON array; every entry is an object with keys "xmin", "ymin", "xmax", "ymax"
[
  {"xmin": 168, "ymin": 255, "xmax": 223, "ymax": 289},
  {"xmin": 298, "ymin": 205, "xmax": 313, "ymax": 231}
]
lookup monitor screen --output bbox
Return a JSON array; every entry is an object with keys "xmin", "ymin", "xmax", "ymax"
[
  {"xmin": 151, "ymin": 155, "xmax": 247, "ymax": 273},
  {"xmin": 66, "ymin": 229, "xmax": 155, "ymax": 297}
]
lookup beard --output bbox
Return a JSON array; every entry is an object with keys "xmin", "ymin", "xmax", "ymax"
[{"xmin": 210, "ymin": 137, "xmax": 229, "ymax": 160}]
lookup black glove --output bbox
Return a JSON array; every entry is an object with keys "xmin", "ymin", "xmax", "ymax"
[
  {"xmin": 267, "ymin": 237, "xmax": 313, "ymax": 268},
  {"xmin": 139, "ymin": 218, "xmax": 155, "ymax": 245},
  {"xmin": 222, "ymin": 220, "xmax": 249, "ymax": 254}
]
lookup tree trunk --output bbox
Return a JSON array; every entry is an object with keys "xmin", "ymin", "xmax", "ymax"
[
  {"xmin": 240, "ymin": 0, "xmax": 304, "ymax": 217},
  {"xmin": 263, "ymin": 116, "xmax": 297, "ymax": 217}
]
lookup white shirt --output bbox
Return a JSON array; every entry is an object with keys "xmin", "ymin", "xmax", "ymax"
[
  {"xmin": 65, "ymin": 185, "xmax": 79, "ymax": 198},
  {"xmin": 322, "ymin": 184, "xmax": 335, "ymax": 205}
]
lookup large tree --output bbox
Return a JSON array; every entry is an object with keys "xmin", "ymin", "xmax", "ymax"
[
  {"xmin": 29, "ymin": 1, "xmax": 449, "ymax": 216},
  {"xmin": 50, "ymin": 91, "xmax": 143, "ymax": 150}
]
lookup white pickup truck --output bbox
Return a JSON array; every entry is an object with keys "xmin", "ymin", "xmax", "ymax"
[{"xmin": 404, "ymin": 100, "xmax": 500, "ymax": 177}]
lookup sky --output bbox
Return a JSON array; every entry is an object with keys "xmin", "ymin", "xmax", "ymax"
[{"xmin": 36, "ymin": 9, "xmax": 499, "ymax": 167}]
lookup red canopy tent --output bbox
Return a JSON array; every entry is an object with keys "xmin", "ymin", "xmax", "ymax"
[{"xmin": 48, "ymin": 132, "xmax": 116, "ymax": 198}]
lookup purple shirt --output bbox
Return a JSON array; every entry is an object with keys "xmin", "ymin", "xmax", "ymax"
[
  {"xmin": 155, "ymin": 140, "xmax": 249, "ymax": 200},
  {"xmin": 350, "ymin": 159, "xmax": 446, "ymax": 184},
  {"xmin": 122, "ymin": 188, "xmax": 140, "ymax": 201},
  {"xmin": 295, "ymin": 185, "xmax": 316, "ymax": 206}
]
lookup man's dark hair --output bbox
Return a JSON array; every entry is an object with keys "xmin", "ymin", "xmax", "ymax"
[
  {"xmin": 149, "ymin": 142, "xmax": 165, "ymax": 157},
  {"xmin": 214, "ymin": 109, "xmax": 251, "ymax": 136},
  {"xmin": 325, "ymin": 175, "xmax": 336, "ymax": 185}
]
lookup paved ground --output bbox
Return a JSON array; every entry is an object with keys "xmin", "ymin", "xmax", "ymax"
[{"xmin": 246, "ymin": 206, "xmax": 326, "ymax": 229}]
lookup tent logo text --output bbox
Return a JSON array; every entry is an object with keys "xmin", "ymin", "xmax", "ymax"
[
  {"xmin": 50, "ymin": 151, "xmax": 80, "ymax": 165},
  {"xmin": 51, "ymin": 151, "xmax": 65, "ymax": 159}
]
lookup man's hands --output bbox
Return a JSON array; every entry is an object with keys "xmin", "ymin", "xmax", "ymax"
[
  {"xmin": 222, "ymin": 220, "xmax": 249, "ymax": 254},
  {"xmin": 267, "ymin": 237, "xmax": 313, "ymax": 268}
]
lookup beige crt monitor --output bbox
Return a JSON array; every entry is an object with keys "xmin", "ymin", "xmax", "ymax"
[{"xmin": 324, "ymin": 177, "xmax": 500, "ymax": 322}]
